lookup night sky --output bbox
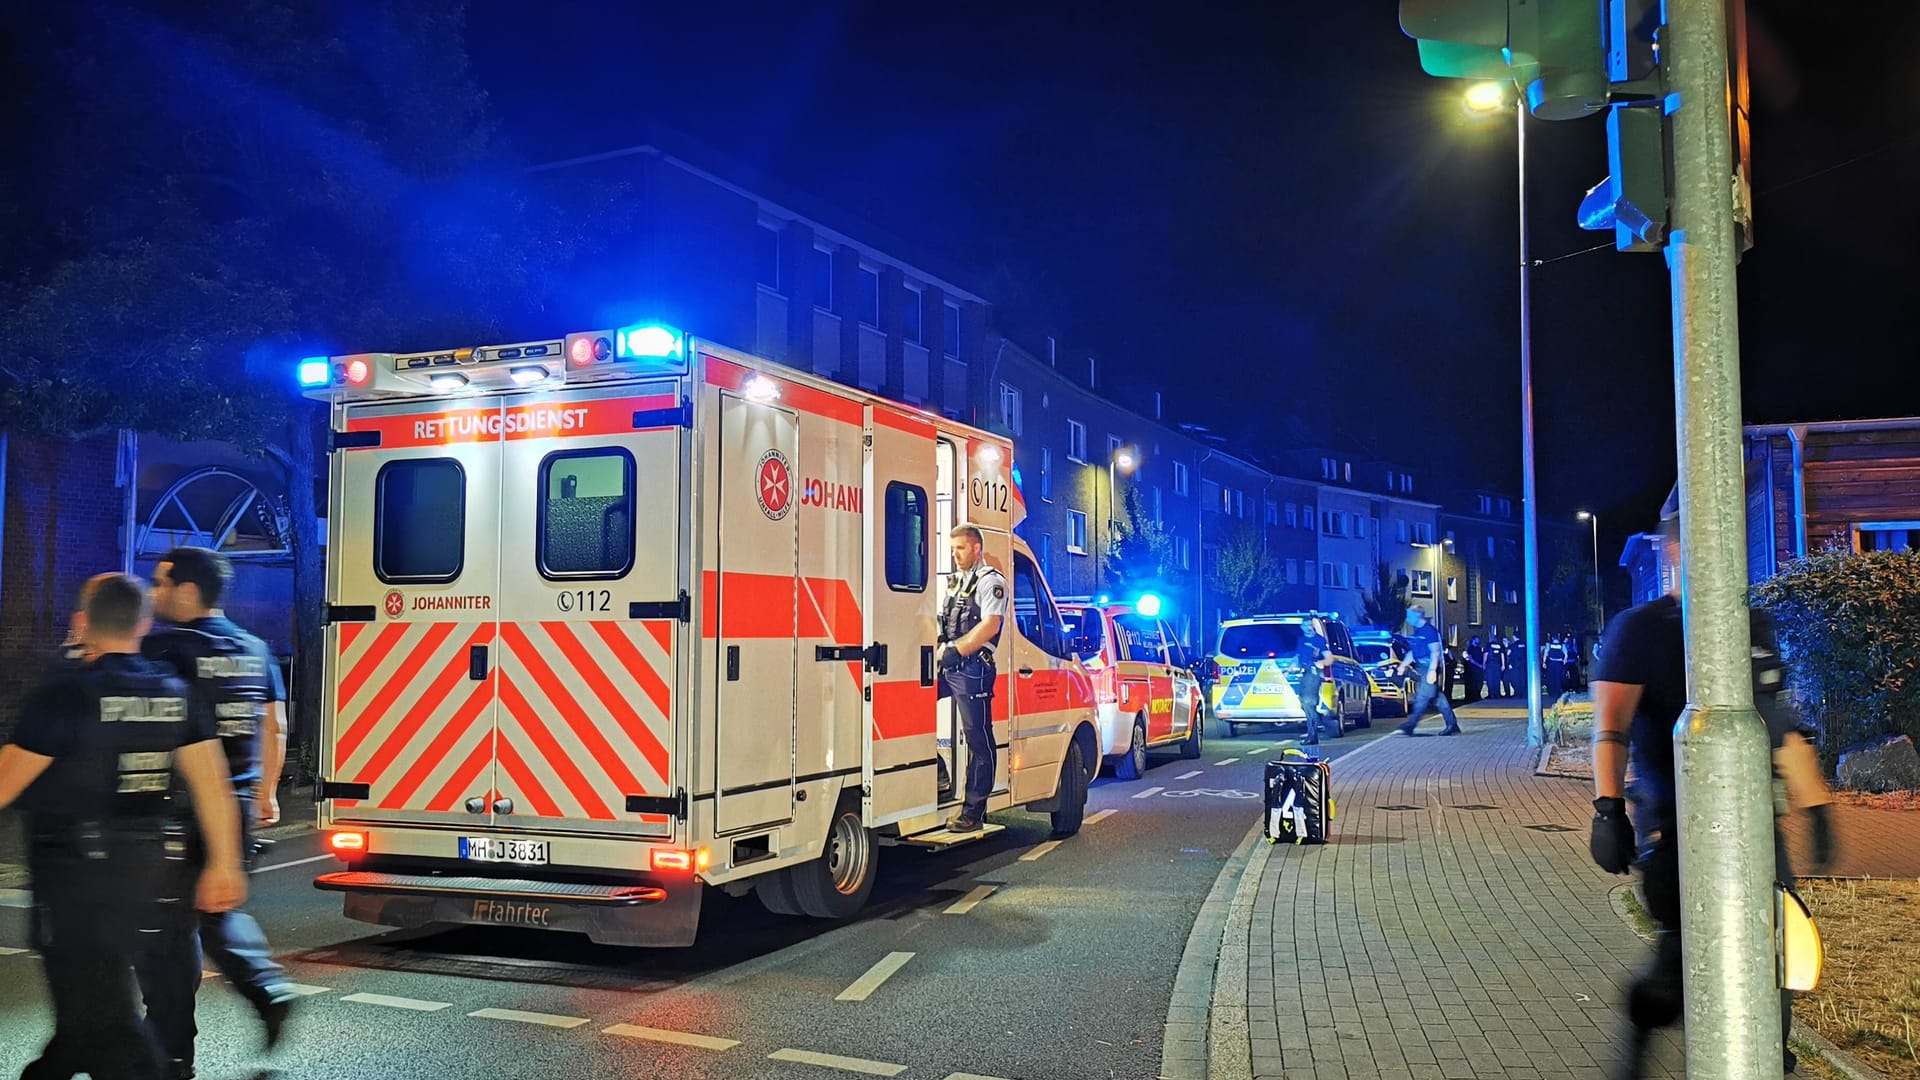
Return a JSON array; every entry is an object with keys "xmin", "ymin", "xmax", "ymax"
[{"xmin": 467, "ymin": 2, "xmax": 1920, "ymax": 552}]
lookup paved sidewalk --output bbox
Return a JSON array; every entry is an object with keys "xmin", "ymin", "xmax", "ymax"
[{"xmin": 1219, "ymin": 706, "xmax": 1686, "ymax": 1080}]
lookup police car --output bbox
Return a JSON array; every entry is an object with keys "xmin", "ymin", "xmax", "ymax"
[
  {"xmin": 1057, "ymin": 595, "xmax": 1204, "ymax": 780},
  {"xmin": 1351, "ymin": 628, "xmax": 1415, "ymax": 717},
  {"xmin": 1209, "ymin": 612, "xmax": 1372, "ymax": 739}
]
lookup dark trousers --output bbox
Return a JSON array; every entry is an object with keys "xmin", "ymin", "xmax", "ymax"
[
  {"xmin": 23, "ymin": 857, "xmax": 166, "ymax": 1080},
  {"xmin": 1402, "ymin": 675, "xmax": 1459, "ymax": 732},
  {"xmin": 945, "ymin": 663, "xmax": 996, "ymax": 819},
  {"xmin": 135, "ymin": 796, "xmax": 287, "ymax": 1062},
  {"xmin": 1544, "ymin": 662, "xmax": 1566, "ymax": 701},
  {"xmin": 1465, "ymin": 669, "xmax": 1484, "ymax": 702},
  {"xmin": 1297, "ymin": 667, "xmax": 1324, "ymax": 745}
]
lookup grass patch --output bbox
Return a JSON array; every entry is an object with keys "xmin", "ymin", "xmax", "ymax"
[{"xmin": 1796, "ymin": 877, "xmax": 1920, "ymax": 1078}]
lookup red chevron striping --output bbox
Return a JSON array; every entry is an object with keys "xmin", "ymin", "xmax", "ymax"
[
  {"xmin": 493, "ymin": 733, "xmax": 562, "ymax": 819},
  {"xmin": 583, "ymin": 622, "xmax": 673, "ymax": 768},
  {"xmin": 542, "ymin": 621, "xmax": 667, "ymax": 783},
  {"xmin": 340, "ymin": 622, "xmax": 367, "ymax": 654},
  {"xmin": 502, "ymin": 623, "xmax": 643, "ymax": 804},
  {"xmin": 352, "ymin": 624, "xmax": 494, "ymax": 790},
  {"xmin": 385, "ymin": 673, "xmax": 497, "ymax": 811},
  {"xmin": 335, "ymin": 622, "xmax": 459, "ymax": 765},
  {"xmin": 337, "ymin": 622, "xmax": 409, "ymax": 718},
  {"xmin": 496, "ymin": 668, "xmax": 613, "ymax": 820},
  {"xmin": 642, "ymin": 620, "xmax": 672, "ymax": 655},
  {"xmin": 423, "ymin": 725, "xmax": 497, "ymax": 813}
]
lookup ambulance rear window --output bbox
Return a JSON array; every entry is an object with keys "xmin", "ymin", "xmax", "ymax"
[
  {"xmin": 884, "ymin": 482, "xmax": 929, "ymax": 592},
  {"xmin": 538, "ymin": 448, "xmax": 636, "ymax": 580},
  {"xmin": 375, "ymin": 459, "xmax": 465, "ymax": 584}
]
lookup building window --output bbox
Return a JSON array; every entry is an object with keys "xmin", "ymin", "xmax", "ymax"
[
  {"xmin": 1067, "ymin": 419, "xmax": 1088, "ymax": 462},
  {"xmin": 1265, "ymin": 501, "xmax": 1279, "ymax": 527},
  {"xmin": 1446, "ymin": 576, "xmax": 1459, "ymax": 602},
  {"xmin": 858, "ymin": 265, "xmax": 881, "ymax": 327},
  {"xmin": 1397, "ymin": 518, "xmax": 1409, "ymax": 543},
  {"xmin": 1176, "ymin": 536, "xmax": 1192, "ymax": 570},
  {"xmin": 1344, "ymin": 462, "xmax": 1352, "ymax": 482},
  {"xmin": 1488, "ymin": 536, "xmax": 1497, "ymax": 558},
  {"xmin": 1412, "ymin": 522, "xmax": 1434, "ymax": 545},
  {"xmin": 1355, "ymin": 515, "xmax": 1367, "ymax": 540},
  {"xmin": 1499, "ymin": 498, "xmax": 1512, "ymax": 517},
  {"xmin": 1401, "ymin": 475, "xmax": 1413, "ymax": 493},
  {"xmin": 999, "ymin": 382, "xmax": 1023, "ymax": 435},
  {"xmin": 1285, "ymin": 502, "xmax": 1298, "ymax": 529},
  {"xmin": 756, "ymin": 223, "xmax": 781, "ymax": 291},
  {"xmin": 1354, "ymin": 564, "xmax": 1366, "ymax": 589},
  {"xmin": 376, "ymin": 459, "xmax": 466, "ymax": 584},
  {"xmin": 1506, "ymin": 589, "xmax": 1519, "ymax": 604},
  {"xmin": 1387, "ymin": 469, "xmax": 1396, "ymax": 489},
  {"xmin": 1410, "ymin": 569, "xmax": 1432, "ymax": 597},
  {"xmin": 1153, "ymin": 486, "xmax": 1164, "ymax": 524},
  {"xmin": 1067, "ymin": 510, "xmax": 1089, "ymax": 554},
  {"xmin": 536, "ymin": 448, "xmax": 634, "ymax": 580},
  {"xmin": 1487, "ymin": 579, "xmax": 1499, "ymax": 602},
  {"xmin": 943, "ymin": 301, "xmax": 961, "ymax": 357},
  {"xmin": 904, "ymin": 283, "xmax": 924, "ymax": 344},
  {"xmin": 1855, "ymin": 522, "xmax": 1918, "ymax": 552},
  {"xmin": 1286, "ymin": 558, "xmax": 1299, "ymax": 584},
  {"xmin": 811, "ymin": 245, "xmax": 835, "ymax": 312},
  {"xmin": 1322, "ymin": 562, "xmax": 1337, "ymax": 587},
  {"xmin": 1108, "ymin": 434, "xmax": 1124, "ymax": 464},
  {"xmin": 883, "ymin": 482, "xmax": 929, "ymax": 591},
  {"xmin": 1478, "ymin": 495, "xmax": 1493, "ymax": 514},
  {"xmin": 1039, "ymin": 533, "xmax": 1052, "ymax": 576},
  {"xmin": 1300, "ymin": 504, "xmax": 1314, "ymax": 530},
  {"xmin": 1503, "ymin": 539, "xmax": 1518, "ymax": 562},
  {"xmin": 1306, "ymin": 561, "xmax": 1317, "ymax": 585},
  {"xmin": 1173, "ymin": 461, "xmax": 1190, "ymax": 495},
  {"xmin": 1040, "ymin": 448, "xmax": 1053, "ymax": 502}
]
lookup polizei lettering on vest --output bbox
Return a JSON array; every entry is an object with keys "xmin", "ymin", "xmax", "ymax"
[
  {"xmin": 197, "ymin": 655, "xmax": 268, "ymax": 679},
  {"xmin": 100, "ymin": 696, "xmax": 187, "ymax": 723}
]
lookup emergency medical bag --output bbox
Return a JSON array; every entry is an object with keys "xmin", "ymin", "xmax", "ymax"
[{"xmin": 1265, "ymin": 749, "xmax": 1333, "ymax": 845}]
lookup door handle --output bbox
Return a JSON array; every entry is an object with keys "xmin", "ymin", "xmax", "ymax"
[
  {"xmin": 726, "ymin": 645, "xmax": 741, "ymax": 682},
  {"xmin": 920, "ymin": 646, "xmax": 936, "ymax": 687},
  {"xmin": 469, "ymin": 645, "xmax": 488, "ymax": 681},
  {"xmin": 1017, "ymin": 667, "xmax": 1035, "ymax": 678}
]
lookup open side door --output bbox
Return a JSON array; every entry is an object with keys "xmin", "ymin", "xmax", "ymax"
[{"xmin": 861, "ymin": 406, "xmax": 941, "ymax": 827}]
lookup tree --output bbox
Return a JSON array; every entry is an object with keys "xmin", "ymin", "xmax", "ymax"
[
  {"xmin": 1542, "ymin": 533, "xmax": 1603, "ymax": 639},
  {"xmin": 1106, "ymin": 483, "xmax": 1177, "ymax": 603},
  {"xmin": 0, "ymin": 2, "xmax": 625, "ymax": 763},
  {"xmin": 1357, "ymin": 560, "xmax": 1411, "ymax": 629},
  {"xmin": 1208, "ymin": 525, "xmax": 1282, "ymax": 618}
]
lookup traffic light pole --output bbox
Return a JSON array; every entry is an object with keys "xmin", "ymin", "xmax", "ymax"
[
  {"xmin": 1665, "ymin": 0, "xmax": 1781, "ymax": 1073},
  {"xmin": 1517, "ymin": 100, "xmax": 1545, "ymax": 749}
]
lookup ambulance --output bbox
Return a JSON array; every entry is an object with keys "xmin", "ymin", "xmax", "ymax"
[
  {"xmin": 299, "ymin": 325, "xmax": 1099, "ymax": 947},
  {"xmin": 1054, "ymin": 596, "xmax": 1204, "ymax": 779}
]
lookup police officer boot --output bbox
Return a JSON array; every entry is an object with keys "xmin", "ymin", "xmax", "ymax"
[
  {"xmin": 945, "ymin": 814, "xmax": 981, "ymax": 833},
  {"xmin": 168, "ymin": 1057, "xmax": 196, "ymax": 1080}
]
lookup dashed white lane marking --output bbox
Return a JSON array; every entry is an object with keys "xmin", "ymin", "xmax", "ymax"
[
  {"xmin": 201, "ymin": 971, "xmax": 219, "ymax": 980},
  {"xmin": 0, "ymin": 889, "xmax": 30, "ymax": 909},
  {"xmin": 1018, "ymin": 840, "xmax": 1062, "ymax": 862},
  {"xmin": 1214, "ymin": 758, "xmax": 1241, "ymax": 766},
  {"xmin": 944, "ymin": 885, "xmax": 998, "ymax": 915},
  {"xmin": 1083, "ymin": 808, "xmax": 1116, "ymax": 825},
  {"xmin": 0, "ymin": 946, "xmax": 27, "ymax": 956},
  {"xmin": 604, "ymin": 1023, "xmax": 739, "ymax": 1051},
  {"xmin": 252, "ymin": 853, "xmax": 334, "ymax": 875},
  {"xmin": 769, "ymin": 1048, "xmax": 909, "ymax": 1076},
  {"xmin": 281, "ymin": 984, "xmax": 332, "ymax": 997},
  {"xmin": 943, "ymin": 1073, "xmax": 1017, "ymax": 1080},
  {"xmin": 469, "ymin": 1007, "xmax": 591, "ymax": 1029},
  {"xmin": 1131, "ymin": 785, "xmax": 1165, "ymax": 800},
  {"xmin": 836, "ymin": 951, "xmax": 915, "ymax": 1002},
  {"xmin": 340, "ymin": 992, "xmax": 452, "ymax": 1012},
  {"xmin": 1174, "ymin": 770, "xmax": 1204, "ymax": 780}
]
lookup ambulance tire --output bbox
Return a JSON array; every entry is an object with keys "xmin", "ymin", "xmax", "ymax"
[
  {"xmin": 1050, "ymin": 741, "xmax": 1089, "ymax": 838},
  {"xmin": 791, "ymin": 802, "xmax": 877, "ymax": 920},
  {"xmin": 1180, "ymin": 708, "xmax": 1204, "ymax": 759},
  {"xmin": 755, "ymin": 867, "xmax": 805, "ymax": 917},
  {"xmin": 1114, "ymin": 717, "xmax": 1149, "ymax": 781}
]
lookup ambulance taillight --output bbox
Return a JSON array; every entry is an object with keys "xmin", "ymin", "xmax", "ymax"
[{"xmin": 344, "ymin": 358, "xmax": 371, "ymax": 385}]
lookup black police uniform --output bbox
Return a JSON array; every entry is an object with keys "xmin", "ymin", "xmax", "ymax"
[
  {"xmin": 939, "ymin": 563, "xmax": 1006, "ymax": 824},
  {"xmin": 1396, "ymin": 621, "xmax": 1460, "ymax": 735},
  {"xmin": 13, "ymin": 654, "xmax": 210, "ymax": 1080},
  {"xmin": 1294, "ymin": 627, "xmax": 1329, "ymax": 745},
  {"xmin": 1590, "ymin": 596, "xmax": 1802, "ymax": 1075},
  {"xmin": 1543, "ymin": 637, "xmax": 1570, "ymax": 699},
  {"xmin": 1485, "ymin": 638, "xmax": 1509, "ymax": 699},
  {"xmin": 136, "ymin": 616, "xmax": 293, "ymax": 1068}
]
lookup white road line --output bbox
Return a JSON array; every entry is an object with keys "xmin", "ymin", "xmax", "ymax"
[
  {"xmin": 1131, "ymin": 785, "xmax": 1165, "ymax": 800},
  {"xmin": 603, "ymin": 1024, "xmax": 739, "ymax": 1051},
  {"xmin": 943, "ymin": 1074, "xmax": 1017, "ymax": 1080},
  {"xmin": 1214, "ymin": 758, "xmax": 1240, "ymax": 765},
  {"xmin": 0, "ymin": 946, "xmax": 27, "ymax": 957},
  {"xmin": 1174, "ymin": 770, "xmax": 1203, "ymax": 780},
  {"xmin": 201, "ymin": 971, "xmax": 219, "ymax": 980},
  {"xmin": 469, "ymin": 1007, "xmax": 590, "ymax": 1029},
  {"xmin": 768, "ymin": 1048, "xmax": 909, "ymax": 1076},
  {"xmin": 836, "ymin": 951, "xmax": 915, "ymax": 1002},
  {"xmin": 0, "ymin": 889, "xmax": 30, "ymax": 909},
  {"xmin": 280, "ymin": 984, "xmax": 332, "ymax": 997},
  {"xmin": 340, "ymin": 992, "xmax": 452, "ymax": 1012},
  {"xmin": 944, "ymin": 885, "xmax": 998, "ymax": 915},
  {"xmin": 252, "ymin": 853, "xmax": 334, "ymax": 875},
  {"xmin": 1083, "ymin": 808, "xmax": 1116, "ymax": 825},
  {"xmin": 1018, "ymin": 840, "xmax": 1063, "ymax": 862}
]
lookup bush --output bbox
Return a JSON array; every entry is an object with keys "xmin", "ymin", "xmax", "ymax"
[
  {"xmin": 1750, "ymin": 550, "xmax": 1920, "ymax": 760},
  {"xmin": 1545, "ymin": 695, "xmax": 1594, "ymax": 746}
]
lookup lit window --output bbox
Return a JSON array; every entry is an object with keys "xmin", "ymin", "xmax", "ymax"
[
  {"xmin": 1067, "ymin": 419, "xmax": 1088, "ymax": 462},
  {"xmin": 1173, "ymin": 461, "xmax": 1190, "ymax": 495},
  {"xmin": 999, "ymin": 382, "xmax": 1023, "ymax": 435},
  {"xmin": 1410, "ymin": 570, "xmax": 1433, "ymax": 597},
  {"xmin": 1068, "ymin": 510, "xmax": 1089, "ymax": 554}
]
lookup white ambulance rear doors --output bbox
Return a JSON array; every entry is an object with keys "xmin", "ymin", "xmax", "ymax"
[{"xmin": 861, "ymin": 405, "xmax": 941, "ymax": 826}]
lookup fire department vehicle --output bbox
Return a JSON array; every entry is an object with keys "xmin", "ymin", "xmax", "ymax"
[
  {"xmin": 1056, "ymin": 596, "xmax": 1203, "ymax": 779},
  {"xmin": 299, "ymin": 325, "xmax": 1099, "ymax": 946}
]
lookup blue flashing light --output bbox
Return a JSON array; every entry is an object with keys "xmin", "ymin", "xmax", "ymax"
[
  {"xmin": 1010, "ymin": 462, "xmax": 1024, "ymax": 490},
  {"xmin": 1096, "ymin": 594, "xmax": 1111, "ymax": 606},
  {"xmin": 616, "ymin": 324, "xmax": 682, "ymax": 361},
  {"xmin": 1135, "ymin": 593, "xmax": 1164, "ymax": 619},
  {"xmin": 297, "ymin": 358, "xmax": 330, "ymax": 387}
]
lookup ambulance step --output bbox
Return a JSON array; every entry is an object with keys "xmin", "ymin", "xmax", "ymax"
[
  {"xmin": 888, "ymin": 822, "xmax": 1006, "ymax": 849},
  {"xmin": 315, "ymin": 871, "xmax": 666, "ymax": 906}
]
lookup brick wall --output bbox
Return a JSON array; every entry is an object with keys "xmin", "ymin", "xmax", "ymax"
[{"xmin": 1, "ymin": 433, "xmax": 125, "ymax": 736}]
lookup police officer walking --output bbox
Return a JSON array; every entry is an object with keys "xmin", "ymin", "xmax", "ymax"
[
  {"xmin": 937, "ymin": 525, "xmax": 1007, "ymax": 833},
  {"xmin": 1542, "ymin": 632, "xmax": 1570, "ymax": 702},
  {"xmin": 1485, "ymin": 635, "xmax": 1509, "ymax": 700},
  {"xmin": 1295, "ymin": 617, "xmax": 1331, "ymax": 746},
  {"xmin": 135, "ymin": 547, "xmax": 298, "ymax": 1078},
  {"xmin": 0, "ymin": 574, "xmax": 247, "ymax": 1080},
  {"xmin": 1394, "ymin": 605, "xmax": 1461, "ymax": 736}
]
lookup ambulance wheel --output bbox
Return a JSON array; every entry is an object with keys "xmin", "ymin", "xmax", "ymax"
[
  {"xmin": 755, "ymin": 866, "xmax": 805, "ymax": 917},
  {"xmin": 1180, "ymin": 708, "xmax": 1204, "ymax": 759},
  {"xmin": 1050, "ymin": 741, "xmax": 1089, "ymax": 837},
  {"xmin": 791, "ymin": 803, "xmax": 877, "ymax": 920},
  {"xmin": 1114, "ymin": 717, "xmax": 1149, "ymax": 781}
]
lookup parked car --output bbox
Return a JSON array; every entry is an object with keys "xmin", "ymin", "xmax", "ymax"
[
  {"xmin": 1350, "ymin": 629, "xmax": 1415, "ymax": 717},
  {"xmin": 1209, "ymin": 612, "xmax": 1372, "ymax": 739},
  {"xmin": 1059, "ymin": 598, "xmax": 1205, "ymax": 779}
]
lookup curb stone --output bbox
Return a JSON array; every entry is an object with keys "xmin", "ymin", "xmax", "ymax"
[{"xmin": 1159, "ymin": 817, "xmax": 1262, "ymax": 1080}]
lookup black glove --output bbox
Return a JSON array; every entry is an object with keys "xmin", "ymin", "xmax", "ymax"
[
  {"xmin": 938, "ymin": 645, "xmax": 963, "ymax": 673},
  {"xmin": 1807, "ymin": 803, "xmax": 1836, "ymax": 870},
  {"xmin": 1591, "ymin": 797, "xmax": 1636, "ymax": 874}
]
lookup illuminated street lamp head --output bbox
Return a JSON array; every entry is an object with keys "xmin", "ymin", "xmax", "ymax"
[
  {"xmin": 1113, "ymin": 449, "xmax": 1137, "ymax": 472},
  {"xmin": 1464, "ymin": 81, "xmax": 1507, "ymax": 113},
  {"xmin": 1576, "ymin": 510, "xmax": 1593, "ymax": 522}
]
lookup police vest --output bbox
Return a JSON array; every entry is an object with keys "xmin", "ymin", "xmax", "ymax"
[
  {"xmin": 941, "ymin": 568, "xmax": 1001, "ymax": 651},
  {"xmin": 151, "ymin": 624, "xmax": 273, "ymax": 786},
  {"xmin": 71, "ymin": 661, "xmax": 195, "ymax": 824},
  {"xmin": 1546, "ymin": 643, "xmax": 1568, "ymax": 663},
  {"xmin": 1488, "ymin": 643, "xmax": 1507, "ymax": 662}
]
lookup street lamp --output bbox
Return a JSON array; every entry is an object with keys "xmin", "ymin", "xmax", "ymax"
[
  {"xmin": 1577, "ymin": 511, "xmax": 1603, "ymax": 636},
  {"xmin": 1463, "ymin": 81, "xmax": 1546, "ymax": 748},
  {"xmin": 1096, "ymin": 447, "xmax": 1138, "ymax": 590}
]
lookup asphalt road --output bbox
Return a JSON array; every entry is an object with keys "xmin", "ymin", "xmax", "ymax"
[{"xmin": 0, "ymin": 720, "xmax": 1396, "ymax": 1080}]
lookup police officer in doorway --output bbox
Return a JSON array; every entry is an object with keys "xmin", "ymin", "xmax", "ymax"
[
  {"xmin": 1394, "ymin": 605, "xmax": 1461, "ymax": 736},
  {"xmin": 136, "ymin": 547, "xmax": 298, "ymax": 1077},
  {"xmin": 0, "ymin": 574, "xmax": 247, "ymax": 1080},
  {"xmin": 937, "ymin": 525, "xmax": 1007, "ymax": 833}
]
